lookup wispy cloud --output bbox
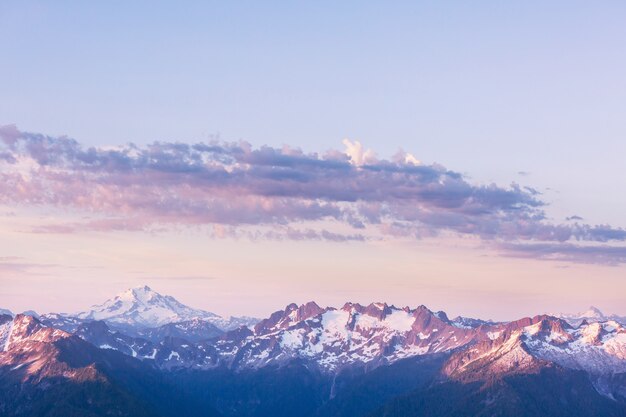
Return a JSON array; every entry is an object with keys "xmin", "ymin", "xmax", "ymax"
[
  {"xmin": 1, "ymin": 125, "xmax": 625, "ymax": 264},
  {"xmin": 146, "ymin": 275, "xmax": 219, "ymax": 282},
  {"xmin": 499, "ymin": 243, "xmax": 626, "ymax": 266},
  {"xmin": 0, "ymin": 256, "xmax": 60, "ymax": 274}
]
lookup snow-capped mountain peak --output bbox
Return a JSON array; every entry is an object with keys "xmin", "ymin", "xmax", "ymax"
[
  {"xmin": 76, "ymin": 285, "xmax": 218, "ymax": 329},
  {"xmin": 579, "ymin": 306, "xmax": 606, "ymax": 320},
  {"xmin": 71, "ymin": 285, "xmax": 259, "ymax": 332},
  {"xmin": 555, "ymin": 306, "xmax": 626, "ymax": 327}
]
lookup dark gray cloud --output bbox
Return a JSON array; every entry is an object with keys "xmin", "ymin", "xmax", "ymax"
[{"xmin": 566, "ymin": 215, "xmax": 584, "ymax": 221}]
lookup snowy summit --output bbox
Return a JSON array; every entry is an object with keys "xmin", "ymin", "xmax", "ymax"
[{"xmin": 77, "ymin": 285, "xmax": 218, "ymax": 329}]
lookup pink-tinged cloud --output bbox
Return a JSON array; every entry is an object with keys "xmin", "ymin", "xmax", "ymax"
[
  {"xmin": 1, "ymin": 125, "xmax": 625, "ymax": 263},
  {"xmin": 499, "ymin": 243, "xmax": 626, "ymax": 266}
]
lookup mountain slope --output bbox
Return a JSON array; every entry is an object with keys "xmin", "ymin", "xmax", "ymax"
[
  {"xmin": 370, "ymin": 367, "xmax": 626, "ymax": 417},
  {"xmin": 313, "ymin": 354, "xmax": 448, "ymax": 417},
  {"xmin": 0, "ymin": 315, "xmax": 159, "ymax": 417},
  {"xmin": 372, "ymin": 315, "xmax": 626, "ymax": 416},
  {"xmin": 0, "ymin": 314, "xmax": 222, "ymax": 417},
  {"xmin": 140, "ymin": 318, "xmax": 224, "ymax": 342}
]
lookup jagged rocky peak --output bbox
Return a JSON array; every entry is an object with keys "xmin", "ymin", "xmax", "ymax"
[
  {"xmin": 253, "ymin": 308, "xmax": 289, "ymax": 334},
  {"xmin": 579, "ymin": 322, "xmax": 606, "ymax": 345},
  {"xmin": 21, "ymin": 310, "xmax": 40, "ymax": 318},
  {"xmin": 450, "ymin": 315, "xmax": 494, "ymax": 329},
  {"xmin": 519, "ymin": 316, "xmax": 573, "ymax": 345},
  {"xmin": 76, "ymin": 319, "xmax": 111, "ymax": 335},
  {"xmin": 38, "ymin": 312, "xmax": 86, "ymax": 333},
  {"xmin": 1, "ymin": 314, "xmax": 71, "ymax": 352},
  {"xmin": 362, "ymin": 302, "xmax": 392, "ymax": 320},
  {"xmin": 340, "ymin": 302, "xmax": 362, "ymax": 313},
  {"xmin": 443, "ymin": 315, "xmax": 579, "ymax": 381},
  {"xmin": 283, "ymin": 301, "xmax": 325, "ymax": 322},
  {"xmin": 505, "ymin": 314, "xmax": 560, "ymax": 331},
  {"xmin": 433, "ymin": 310, "xmax": 450, "ymax": 322},
  {"xmin": 11, "ymin": 314, "xmax": 43, "ymax": 337},
  {"xmin": 141, "ymin": 318, "xmax": 224, "ymax": 343},
  {"xmin": 443, "ymin": 328, "xmax": 543, "ymax": 381},
  {"xmin": 340, "ymin": 302, "xmax": 413, "ymax": 322},
  {"xmin": 411, "ymin": 305, "xmax": 442, "ymax": 326},
  {"xmin": 0, "ymin": 313, "xmax": 12, "ymax": 324},
  {"xmin": 221, "ymin": 324, "xmax": 254, "ymax": 341},
  {"xmin": 297, "ymin": 301, "xmax": 325, "ymax": 319},
  {"xmin": 254, "ymin": 301, "xmax": 326, "ymax": 334}
]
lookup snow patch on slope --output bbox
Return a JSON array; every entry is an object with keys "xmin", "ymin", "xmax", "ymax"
[{"xmin": 523, "ymin": 320, "xmax": 626, "ymax": 374}]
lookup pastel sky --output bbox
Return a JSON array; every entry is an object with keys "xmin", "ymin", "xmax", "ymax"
[{"xmin": 1, "ymin": 1, "xmax": 625, "ymax": 320}]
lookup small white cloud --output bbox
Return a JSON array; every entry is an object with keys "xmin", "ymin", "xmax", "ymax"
[
  {"xmin": 392, "ymin": 149, "xmax": 420, "ymax": 166},
  {"xmin": 342, "ymin": 139, "xmax": 376, "ymax": 166}
]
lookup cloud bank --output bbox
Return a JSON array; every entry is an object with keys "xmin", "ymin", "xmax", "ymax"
[{"xmin": 1, "ymin": 125, "xmax": 625, "ymax": 264}]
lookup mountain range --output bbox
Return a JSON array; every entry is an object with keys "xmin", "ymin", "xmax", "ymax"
[
  {"xmin": 1, "ymin": 286, "xmax": 626, "ymax": 417},
  {"xmin": 554, "ymin": 306, "xmax": 626, "ymax": 328}
]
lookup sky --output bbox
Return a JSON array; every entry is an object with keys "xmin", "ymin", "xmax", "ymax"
[{"xmin": 1, "ymin": 1, "xmax": 625, "ymax": 320}]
